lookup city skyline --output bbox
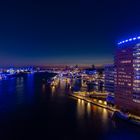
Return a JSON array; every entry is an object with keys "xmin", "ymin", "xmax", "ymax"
[
  {"xmin": 0, "ymin": 0, "xmax": 140, "ymax": 66},
  {"xmin": 1, "ymin": 1, "xmax": 140, "ymax": 139}
]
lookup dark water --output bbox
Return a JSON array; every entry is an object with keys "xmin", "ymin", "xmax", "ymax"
[{"xmin": 0, "ymin": 72, "xmax": 140, "ymax": 140}]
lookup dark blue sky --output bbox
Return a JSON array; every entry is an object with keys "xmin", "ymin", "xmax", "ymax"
[{"xmin": 0, "ymin": 0, "xmax": 140, "ymax": 66}]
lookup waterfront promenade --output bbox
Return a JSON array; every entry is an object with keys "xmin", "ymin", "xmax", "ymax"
[
  {"xmin": 52, "ymin": 75, "xmax": 140, "ymax": 125},
  {"xmin": 69, "ymin": 92, "xmax": 140, "ymax": 126}
]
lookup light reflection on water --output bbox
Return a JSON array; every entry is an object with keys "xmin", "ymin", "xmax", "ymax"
[
  {"xmin": 76, "ymin": 98, "xmax": 108, "ymax": 120},
  {"xmin": 77, "ymin": 99, "xmax": 85, "ymax": 119},
  {"xmin": 102, "ymin": 109, "xmax": 108, "ymax": 122},
  {"xmin": 87, "ymin": 102, "xmax": 91, "ymax": 115},
  {"xmin": 42, "ymin": 84, "xmax": 46, "ymax": 93},
  {"xmin": 51, "ymin": 86, "xmax": 56, "ymax": 96},
  {"xmin": 0, "ymin": 73, "xmax": 139, "ymax": 140},
  {"xmin": 76, "ymin": 97, "xmax": 113, "ymax": 130},
  {"xmin": 16, "ymin": 77, "xmax": 24, "ymax": 105}
]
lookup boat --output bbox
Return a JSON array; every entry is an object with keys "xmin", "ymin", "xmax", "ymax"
[
  {"xmin": 112, "ymin": 111, "xmax": 140, "ymax": 126},
  {"xmin": 112, "ymin": 111, "xmax": 130, "ymax": 120}
]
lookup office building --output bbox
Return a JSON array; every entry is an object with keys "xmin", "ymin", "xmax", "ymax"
[{"xmin": 115, "ymin": 36, "xmax": 140, "ymax": 115}]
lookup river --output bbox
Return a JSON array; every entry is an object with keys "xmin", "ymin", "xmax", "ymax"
[{"xmin": 0, "ymin": 72, "xmax": 139, "ymax": 140}]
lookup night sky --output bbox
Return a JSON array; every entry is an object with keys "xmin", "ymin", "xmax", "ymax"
[{"xmin": 0, "ymin": 0, "xmax": 140, "ymax": 66}]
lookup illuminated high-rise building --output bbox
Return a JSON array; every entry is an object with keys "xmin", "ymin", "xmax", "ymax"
[{"xmin": 115, "ymin": 36, "xmax": 140, "ymax": 115}]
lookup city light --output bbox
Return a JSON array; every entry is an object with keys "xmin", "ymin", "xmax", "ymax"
[
  {"xmin": 118, "ymin": 36, "xmax": 140, "ymax": 45},
  {"xmin": 98, "ymin": 100, "xmax": 102, "ymax": 104}
]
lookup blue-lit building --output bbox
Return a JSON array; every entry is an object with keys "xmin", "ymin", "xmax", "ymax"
[
  {"xmin": 104, "ymin": 64, "xmax": 115, "ymax": 105},
  {"xmin": 115, "ymin": 36, "xmax": 140, "ymax": 115},
  {"xmin": 105, "ymin": 64, "xmax": 114, "ymax": 94}
]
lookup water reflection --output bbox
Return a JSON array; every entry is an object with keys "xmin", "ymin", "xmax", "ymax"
[
  {"xmin": 42, "ymin": 84, "xmax": 46, "ymax": 93},
  {"xmin": 87, "ymin": 102, "xmax": 91, "ymax": 116},
  {"xmin": 102, "ymin": 108, "xmax": 109, "ymax": 129},
  {"xmin": 16, "ymin": 77, "xmax": 24, "ymax": 105},
  {"xmin": 51, "ymin": 86, "xmax": 56, "ymax": 96},
  {"xmin": 76, "ymin": 97, "xmax": 111, "ymax": 130},
  {"xmin": 0, "ymin": 73, "xmax": 139, "ymax": 140},
  {"xmin": 77, "ymin": 99, "xmax": 86, "ymax": 119},
  {"xmin": 27, "ymin": 74, "xmax": 34, "ymax": 94},
  {"xmin": 102, "ymin": 109, "xmax": 108, "ymax": 121}
]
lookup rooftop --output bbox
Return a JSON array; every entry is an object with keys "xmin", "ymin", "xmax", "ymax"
[{"xmin": 118, "ymin": 36, "xmax": 140, "ymax": 45}]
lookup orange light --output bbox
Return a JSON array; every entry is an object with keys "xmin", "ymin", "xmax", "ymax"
[
  {"xmin": 98, "ymin": 100, "xmax": 102, "ymax": 104},
  {"xmin": 104, "ymin": 101, "xmax": 107, "ymax": 105}
]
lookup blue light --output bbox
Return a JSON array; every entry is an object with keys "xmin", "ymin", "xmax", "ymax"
[{"xmin": 118, "ymin": 36, "xmax": 140, "ymax": 45}]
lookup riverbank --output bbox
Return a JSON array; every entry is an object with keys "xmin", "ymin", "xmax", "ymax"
[
  {"xmin": 69, "ymin": 93, "xmax": 140, "ymax": 126},
  {"xmin": 69, "ymin": 93, "xmax": 115, "ymax": 112}
]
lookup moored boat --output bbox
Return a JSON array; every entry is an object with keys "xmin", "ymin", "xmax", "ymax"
[
  {"xmin": 111, "ymin": 110, "xmax": 140, "ymax": 126},
  {"xmin": 111, "ymin": 111, "xmax": 130, "ymax": 121}
]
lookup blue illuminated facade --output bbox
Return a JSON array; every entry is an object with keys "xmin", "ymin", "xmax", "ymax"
[
  {"xmin": 104, "ymin": 64, "xmax": 114, "ymax": 94},
  {"xmin": 104, "ymin": 64, "xmax": 115, "ymax": 105},
  {"xmin": 115, "ymin": 37, "xmax": 140, "ymax": 115}
]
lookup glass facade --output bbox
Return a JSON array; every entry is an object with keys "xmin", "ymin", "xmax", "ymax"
[
  {"xmin": 133, "ymin": 43, "xmax": 140, "ymax": 103},
  {"xmin": 115, "ymin": 39, "xmax": 140, "ymax": 115},
  {"xmin": 104, "ymin": 64, "xmax": 114, "ymax": 95}
]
